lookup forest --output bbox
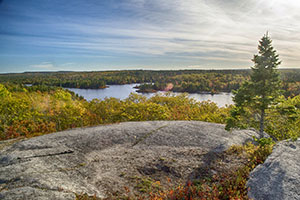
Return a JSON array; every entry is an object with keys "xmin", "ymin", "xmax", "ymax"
[
  {"xmin": 0, "ymin": 82, "xmax": 299, "ymax": 141},
  {"xmin": 1, "ymin": 68, "xmax": 300, "ymax": 144},
  {"xmin": 1, "ymin": 69, "xmax": 300, "ymax": 96},
  {"xmin": 0, "ymin": 83, "xmax": 229, "ymax": 140}
]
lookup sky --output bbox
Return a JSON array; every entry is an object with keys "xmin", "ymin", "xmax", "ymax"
[{"xmin": 0, "ymin": 0, "xmax": 300, "ymax": 73}]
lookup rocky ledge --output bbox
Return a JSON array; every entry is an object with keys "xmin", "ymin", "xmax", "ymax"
[
  {"xmin": 247, "ymin": 139, "xmax": 300, "ymax": 200},
  {"xmin": 0, "ymin": 121, "xmax": 262, "ymax": 199}
]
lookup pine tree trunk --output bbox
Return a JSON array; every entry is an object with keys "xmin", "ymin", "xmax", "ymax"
[{"xmin": 259, "ymin": 109, "xmax": 265, "ymax": 138}]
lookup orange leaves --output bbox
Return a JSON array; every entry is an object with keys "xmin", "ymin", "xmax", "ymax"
[
  {"xmin": 124, "ymin": 186, "xmax": 130, "ymax": 193},
  {"xmin": 124, "ymin": 144, "xmax": 272, "ymax": 200},
  {"xmin": 2, "ymin": 120, "xmax": 57, "ymax": 140}
]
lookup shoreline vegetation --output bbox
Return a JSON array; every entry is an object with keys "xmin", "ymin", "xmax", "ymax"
[
  {"xmin": 0, "ymin": 79, "xmax": 299, "ymax": 142},
  {"xmin": 135, "ymin": 83, "xmax": 224, "ymax": 95},
  {"xmin": 1, "ymin": 69, "xmax": 300, "ymax": 96}
]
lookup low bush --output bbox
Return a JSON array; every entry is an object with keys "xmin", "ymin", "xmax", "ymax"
[
  {"xmin": 0, "ymin": 84, "xmax": 230, "ymax": 140},
  {"xmin": 75, "ymin": 142, "xmax": 273, "ymax": 200}
]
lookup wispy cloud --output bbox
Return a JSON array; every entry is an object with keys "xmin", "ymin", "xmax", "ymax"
[
  {"xmin": 1, "ymin": 0, "xmax": 300, "ymax": 72},
  {"xmin": 30, "ymin": 62, "xmax": 55, "ymax": 69}
]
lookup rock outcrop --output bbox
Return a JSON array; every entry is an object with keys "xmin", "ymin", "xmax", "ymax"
[
  {"xmin": 0, "ymin": 121, "xmax": 260, "ymax": 200},
  {"xmin": 247, "ymin": 139, "xmax": 300, "ymax": 200}
]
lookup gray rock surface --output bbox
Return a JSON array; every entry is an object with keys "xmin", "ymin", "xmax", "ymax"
[
  {"xmin": 247, "ymin": 139, "xmax": 300, "ymax": 200},
  {"xmin": 0, "ymin": 121, "xmax": 259, "ymax": 200}
]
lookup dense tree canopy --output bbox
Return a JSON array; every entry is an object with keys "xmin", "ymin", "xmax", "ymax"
[
  {"xmin": 1, "ymin": 69, "xmax": 299, "ymax": 96},
  {"xmin": 0, "ymin": 83, "xmax": 230, "ymax": 140}
]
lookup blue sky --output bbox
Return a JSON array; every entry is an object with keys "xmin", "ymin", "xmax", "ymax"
[{"xmin": 0, "ymin": 0, "xmax": 300, "ymax": 73}]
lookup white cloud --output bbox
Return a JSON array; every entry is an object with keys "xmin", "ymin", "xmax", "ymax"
[
  {"xmin": 9, "ymin": 0, "xmax": 300, "ymax": 69},
  {"xmin": 31, "ymin": 62, "xmax": 55, "ymax": 69}
]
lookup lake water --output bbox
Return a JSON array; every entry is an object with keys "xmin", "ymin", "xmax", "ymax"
[{"xmin": 66, "ymin": 84, "xmax": 233, "ymax": 107}]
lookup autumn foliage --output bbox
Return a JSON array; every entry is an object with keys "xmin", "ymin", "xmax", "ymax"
[
  {"xmin": 0, "ymin": 84, "xmax": 230, "ymax": 140},
  {"xmin": 1, "ymin": 83, "xmax": 299, "ymax": 142},
  {"xmin": 76, "ymin": 142, "xmax": 273, "ymax": 200}
]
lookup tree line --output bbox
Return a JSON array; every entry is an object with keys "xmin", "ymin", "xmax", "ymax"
[{"xmin": 1, "ymin": 69, "xmax": 299, "ymax": 96}]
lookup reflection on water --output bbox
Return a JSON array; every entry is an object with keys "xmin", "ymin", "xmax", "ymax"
[{"xmin": 66, "ymin": 84, "xmax": 233, "ymax": 107}]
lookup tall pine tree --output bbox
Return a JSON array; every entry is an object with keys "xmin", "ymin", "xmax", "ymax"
[{"xmin": 226, "ymin": 33, "xmax": 281, "ymax": 137}]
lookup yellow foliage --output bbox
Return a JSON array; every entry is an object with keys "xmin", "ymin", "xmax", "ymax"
[{"xmin": 0, "ymin": 85, "xmax": 230, "ymax": 140}]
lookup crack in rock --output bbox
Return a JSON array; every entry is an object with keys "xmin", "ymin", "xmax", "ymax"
[
  {"xmin": 0, "ymin": 150, "xmax": 74, "ymax": 168},
  {"xmin": 17, "ymin": 150, "xmax": 74, "ymax": 160},
  {"xmin": 132, "ymin": 125, "xmax": 168, "ymax": 146}
]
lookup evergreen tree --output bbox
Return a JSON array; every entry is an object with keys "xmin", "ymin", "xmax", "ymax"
[{"xmin": 226, "ymin": 33, "xmax": 281, "ymax": 137}]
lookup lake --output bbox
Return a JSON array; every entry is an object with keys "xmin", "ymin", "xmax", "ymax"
[{"xmin": 66, "ymin": 84, "xmax": 233, "ymax": 107}]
